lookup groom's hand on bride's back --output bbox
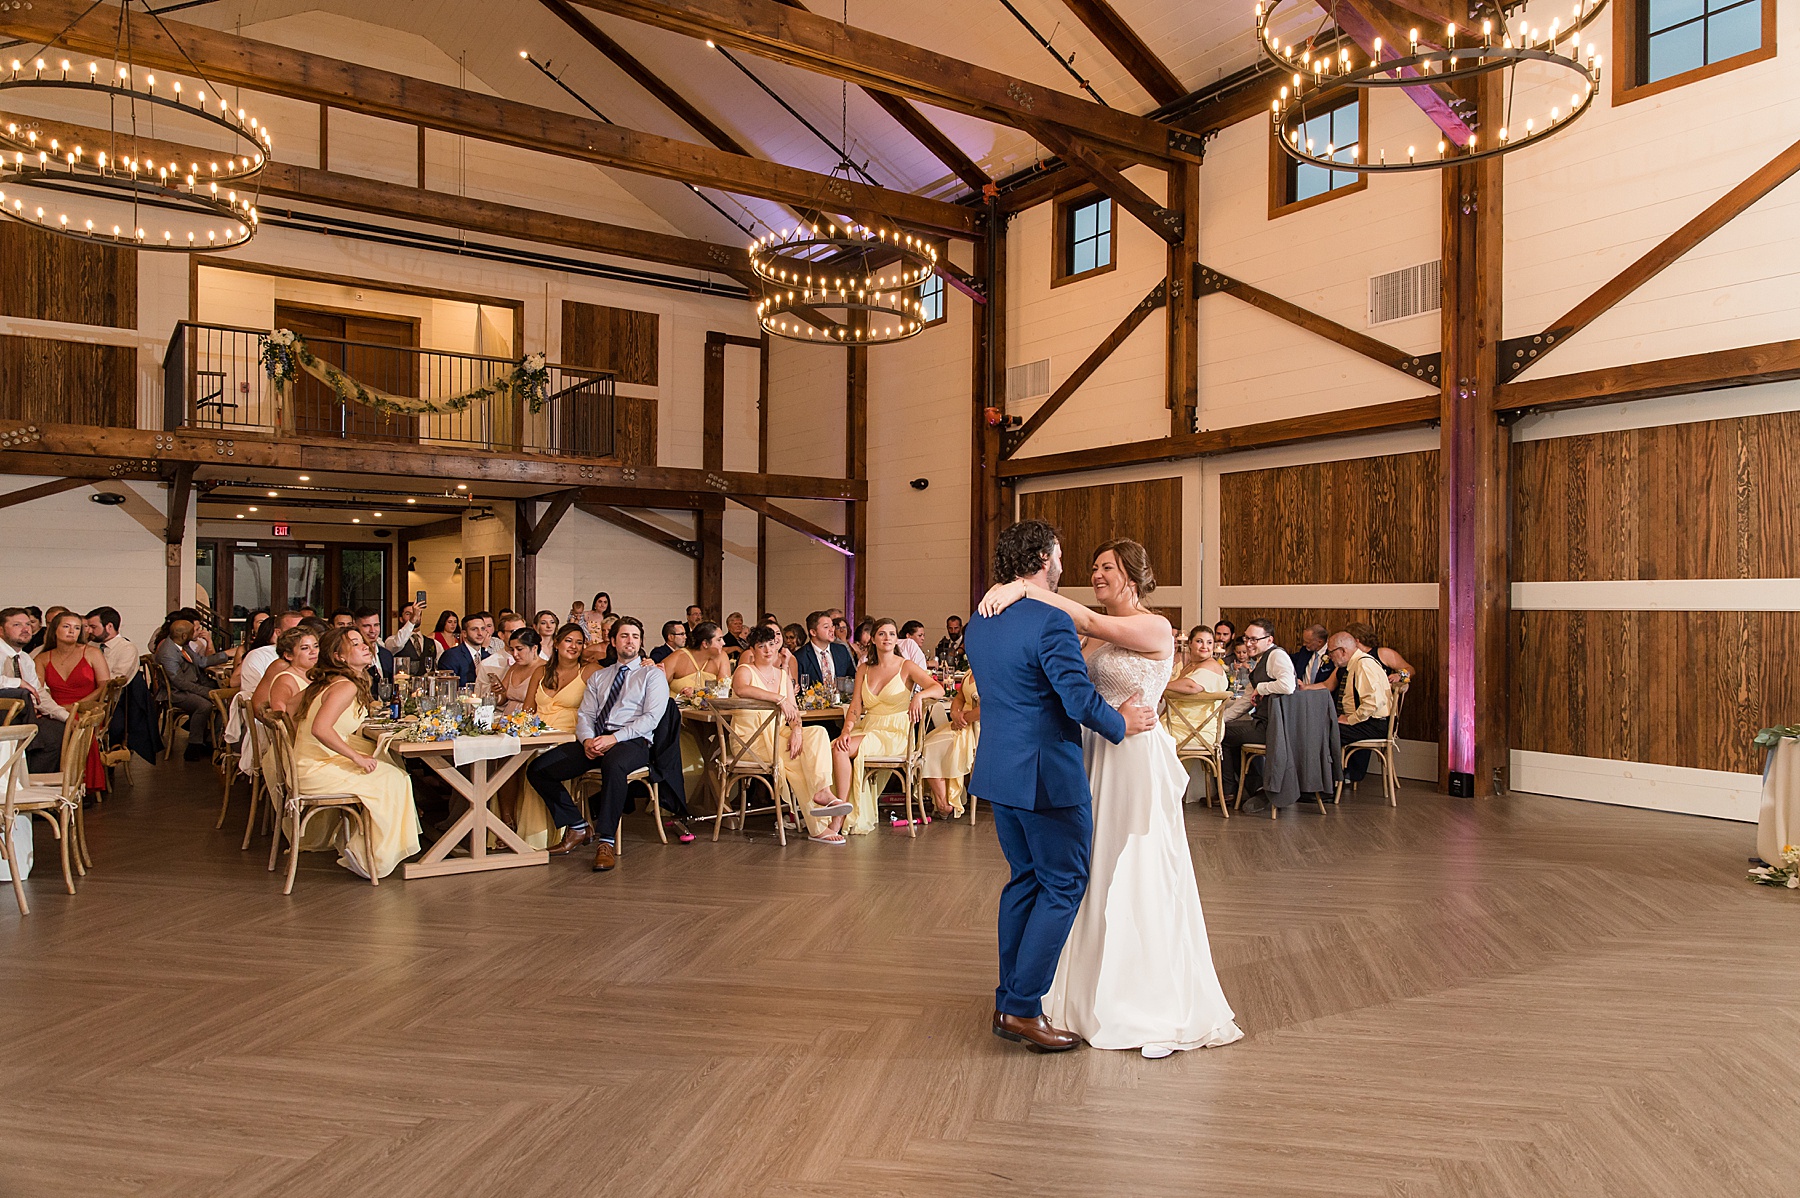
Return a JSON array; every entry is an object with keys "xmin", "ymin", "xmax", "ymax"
[{"xmin": 1117, "ymin": 690, "xmax": 1156, "ymax": 734}]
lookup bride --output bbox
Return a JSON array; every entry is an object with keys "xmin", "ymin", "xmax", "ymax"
[{"xmin": 981, "ymin": 538, "xmax": 1243, "ymax": 1058}]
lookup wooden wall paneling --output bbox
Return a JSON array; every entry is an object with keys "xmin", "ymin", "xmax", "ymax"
[
  {"xmin": 487, "ymin": 554, "xmax": 512, "ymax": 614},
  {"xmin": 0, "ymin": 223, "xmax": 136, "ymax": 328},
  {"xmin": 1218, "ymin": 451, "xmax": 1439, "ymax": 585},
  {"xmin": 561, "ymin": 300, "xmax": 659, "ymax": 385},
  {"xmin": 1512, "ymin": 411, "xmax": 1800, "ymax": 581},
  {"xmin": 0, "ymin": 335, "xmax": 135, "ymax": 426},
  {"xmin": 1219, "ymin": 606, "xmax": 1441, "ymax": 745},
  {"xmin": 1512, "ymin": 610, "xmax": 1800, "ymax": 775},
  {"xmin": 1017, "ymin": 477, "xmax": 1183, "ymax": 587}
]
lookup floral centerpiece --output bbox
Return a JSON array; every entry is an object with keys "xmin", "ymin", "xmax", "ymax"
[
  {"xmin": 411, "ymin": 709, "xmax": 465, "ymax": 742},
  {"xmin": 797, "ymin": 681, "xmax": 836, "ymax": 711},
  {"xmin": 493, "ymin": 711, "xmax": 549, "ymax": 738}
]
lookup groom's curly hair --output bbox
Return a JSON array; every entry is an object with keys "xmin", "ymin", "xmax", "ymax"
[{"xmin": 993, "ymin": 519, "xmax": 1060, "ymax": 583}]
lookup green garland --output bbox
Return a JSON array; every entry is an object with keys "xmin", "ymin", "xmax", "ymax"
[{"xmin": 259, "ymin": 329, "xmax": 550, "ymax": 416}]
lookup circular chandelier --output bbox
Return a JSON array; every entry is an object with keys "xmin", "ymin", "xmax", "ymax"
[
  {"xmin": 750, "ymin": 218, "xmax": 938, "ymax": 344},
  {"xmin": 1256, "ymin": 0, "xmax": 1607, "ymax": 173},
  {"xmin": 0, "ymin": 3, "xmax": 269, "ymax": 250}
]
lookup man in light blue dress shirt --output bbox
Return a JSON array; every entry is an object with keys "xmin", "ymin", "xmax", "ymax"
[{"xmin": 526, "ymin": 616, "xmax": 670, "ymax": 871}]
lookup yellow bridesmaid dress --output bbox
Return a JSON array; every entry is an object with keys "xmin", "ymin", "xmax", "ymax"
[
  {"xmin": 291, "ymin": 697, "xmax": 421, "ymax": 879},
  {"xmin": 846, "ymin": 669, "xmax": 913, "ymax": 835},
  {"xmin": 920, "ymin": 673, "xmax": 980, "ymax": 817},
  {"xmin": 516, "ymin": 671, "xmax": 589, "ymax": 848},
  {"xmin": 1162, "ymin": 664, "xmax": 1230, "ymax": 750},
  {"xmin": 731, "ymin": 668, "xmax": 835, "ymax": 837}
]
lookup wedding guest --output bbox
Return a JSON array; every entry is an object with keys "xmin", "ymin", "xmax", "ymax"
[
  {"xmin": 684, "ymin": 604, "xmax": 704, "ymax": 633},
  {"xmin": 157, "ymin": 616, "xmax": 230, "ymax": 761},
  {"xmin": 520, "ymin": 623, "xmax": 603, "ymax": 848},
  {"xmin": 1344, "ymin": 620, "xmax": 1416, "ymax": 685},
  {"xmin": 898, "ymin": 620, "xmax": 930, "ymax": 670},
  {"xmin": 385, "ymin": 600, "xmax": 437, "ymax": 674},
  {"xmin": 795, "ymin": 610, "xmax": 856, "ymax": 691},
  {"xmin": 854, "ymin": 619, "xmax": 875, "ymax": 656},
  {"xmin": 825, "ymin": 618, "xmax": 942, "ymax": 835},
  {"xmin": 532, "ymin": 610, "xmax": 560, "ymax": 660},
  {"xmin": 1292, "ymin": 624, "xmax": 1336, "ymax": 689},
  {"xmin": 935, "ymin": 615, "xmax": 967, "ymax": 671},
  {"xmin": 922, "ymin": 672, "xmax": 979, "ymax": 819},
  {"xmin": 779, "ymin": 623, "xmax": 806, "ymax": 682},
  {"xmin": 493, "ymin": 629, "xmax": 542, "ymax": 713},
  {"xmin": 474, "ymin": 614, "xmax": 525, "ymax": 696},
  {"xmin": 1219, "ymin": 617, "xmax": 1296, "ymax": 813},
  {"xmin": 237, "ymin": 612, "xmax": 302, "ymax": 696},
  {"xmin": 833, "ymin": 615, "xmax": 851, "ymax": 644},
  {"xmin": 650, "ymin": 620, "xmax": 686, "ymax": 665},
  {"xmin": 328, "ymin": 608, "xmax": 356, "ymax": 629},
  {"xmin": 1225, "ymin": 639, "xmax": 1255, "ymax": 690},
  {"xmin": 1213, "ymin": 620, "xmax": 1236, "ymax": 653},
  {"xmin": 525, "ymin": 617, "xmax": 670, "ymax": 871},
  {"xmin": 290, "ymin": 627, "xmax": 420, "ymax": 880},
  {"xmin": 437, "ymin": 611, "xmax": 494, "ymax": 685},
  {"xmin": 591, "ymin": 592, "xmax": 613, "ymax": 623},
  {"xmin": 356, "ymin": 609, "xmax": 398, "ymax": 690},
  {"xmin": 662, "ymin": 621, "xmax": 729, "ymax": 698},
  {"xmin": 0, "ymin": 608, "xmax": 43, "ymax": 755},
  {"xmin": 731, "ymin": 625, "xmax": 840, "ymax": 842},
  {"xmin": 723, "ymin": 612, "xmax": 750, "ymax": 651},
  {"xmin": 1163, "ymin": 627, "xmax": 1232, "ymax": 804},
  {"xmin": 33, "ymin": 610, "xmax": 109, "ymax": 791},
  {"xmin": 568, "ymin": 599, "xmax": 586, "ymax": 625},
  {"xmin": 1330, "ymin": 632, "xmax": 1394, "ymax": 784},
  {"xmin": 430, "ymin": 611, "xmax": 460, "ymax": 654},
  {"xmin": 83, "ymin": 606, "xmax": 139, "ymax": 686},
  {"xmin": 27, "ymin": 605, "xmax": 70, "ymax": 654},
  {"xmin": 253, "ymin": 625, "xmax": 319, "ymax": 718}
]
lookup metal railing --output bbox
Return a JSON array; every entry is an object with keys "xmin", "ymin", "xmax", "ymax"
[{"xmin": 162, "ymin": 321, "xmax": 621, "ymax": 458}]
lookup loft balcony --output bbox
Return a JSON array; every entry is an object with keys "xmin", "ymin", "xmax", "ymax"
[{"xmin": 159, "ymin": 321, "xmax": 653, "ymax": 464}]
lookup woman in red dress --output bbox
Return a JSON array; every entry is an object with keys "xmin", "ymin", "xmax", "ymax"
[{"xmin": 33, "ymin": 611, "xmax": 110, "ymax": 791}]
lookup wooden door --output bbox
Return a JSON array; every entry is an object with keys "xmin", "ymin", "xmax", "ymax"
[
  {"xmin": 275, "ymin": 305, "xmax": 419, "ymax": 443},
  {"xmin": 463, "ymin": 558, "xmax": 485, "ymax": 616},
  {"xmin": 486, "ymin": 555, "xmax": 512, "ymax": 614}
]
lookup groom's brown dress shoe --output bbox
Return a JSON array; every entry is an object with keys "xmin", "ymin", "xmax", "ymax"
[
  {"xmin": 992, "ymin": 1010, "xmax": 1080, "ymax": 1053},
  {"xmin": 548, "ymin": 827, "xmax": 594, "ymax": 856}
]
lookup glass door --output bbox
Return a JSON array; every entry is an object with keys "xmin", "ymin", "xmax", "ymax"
[
  {"xmin": 340, "ymin": 548, "xmax": 387, "ymax": 622},
  {"xmin": 230, "ymin": 550, "xmax": 275, "ymax": 645},
  {"xmin": 287, "ymin": 550, "xmax": 326, "ymax": 613}
]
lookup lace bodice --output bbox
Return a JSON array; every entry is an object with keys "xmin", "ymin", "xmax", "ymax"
[{"xmin": 1087, "ymin": 640, "xmax": 1172, "ymax": 707}]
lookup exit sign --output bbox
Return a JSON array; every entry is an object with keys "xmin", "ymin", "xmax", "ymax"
[{"xmin": 271, "ymin": 523, "xmax": 291, "ymax": 537}]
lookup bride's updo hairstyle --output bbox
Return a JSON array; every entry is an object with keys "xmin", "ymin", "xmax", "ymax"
[{"xmin": 1094, "ymin": 538, "xmax": 1156, "ymax": 597}]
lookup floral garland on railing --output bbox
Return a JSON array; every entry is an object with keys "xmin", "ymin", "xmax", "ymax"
[{"xmin": 258, "ymin": 328, "xmax": 550, "ymax": 416}]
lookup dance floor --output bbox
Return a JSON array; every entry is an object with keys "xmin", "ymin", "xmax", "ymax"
[{"xmin": 4, "ymin": 762, "xmax": 1798, "ymax": 1197}]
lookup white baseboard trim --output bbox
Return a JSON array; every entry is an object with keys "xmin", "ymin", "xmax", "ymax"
[{"xmin": 1509, "ymin": 750, "xmax": 1761, "ymax": 823}]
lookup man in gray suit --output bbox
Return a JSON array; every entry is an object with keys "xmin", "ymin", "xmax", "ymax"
[{"xmin": 157, "ymin": 617, "xmax": 229, "ymax": 761}]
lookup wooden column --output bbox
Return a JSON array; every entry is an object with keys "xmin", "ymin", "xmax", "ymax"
[
  {"xmin": 514, "ymin": 498, "xmax": 537, "ymax": 615},
  {"xmin": 700, "ymin": 332, "xmax": 727, "ymax": 619},
  {"xmin": 164, "ymin": 465, "xmax": 194, "ymax": 612},
  {"xmin": 845, "ymin": 335, "xmax": 869, "ymax": 623},
  {"xmin": 970, "ymin": 210, "xmax": 1006, "ymax": 608},
  {"xmin": 1439, "ymin": 73, "xmax": 1509, "ymax": 797},
  {"xmin": 1165, "ymin": 161, "xmax": 1199, "ymax": 438},
  {"xmin": 755, "ymin": 330, "xmax": 770, "ymax": 619}
]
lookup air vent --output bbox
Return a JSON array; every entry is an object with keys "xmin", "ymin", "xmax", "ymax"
[
  {"xmin": 1368, "ymin": 261, "xmax": 1442, "ymax": 327},
  {"xmin": 1006, "ymin": 358, "xmax": 1052, "ymax": 404}
]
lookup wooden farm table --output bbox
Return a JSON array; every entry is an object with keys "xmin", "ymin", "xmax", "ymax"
[
  {"xmin": 383, "ymin": 731, "xmax": 574, "ymax": 880},
  {"xmin": 677, "ymin": 704, "xmax": 848, "ymax": 725}
]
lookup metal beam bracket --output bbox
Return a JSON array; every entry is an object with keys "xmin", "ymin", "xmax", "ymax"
[
  {"xmin": 1193, "ymin": 264, "xmax": 1234, "ymax": 295},
  {"xmin": 1400, "ymin": 352, "xmax": 1442, "ymax": 387},
  {"xmin": 1498, "ymin": 329, "xmax": 1571, "ymax": 381},
  {"xmin": 1165, "ymin": 128, "xmax": 1211, "ymax": 161}
]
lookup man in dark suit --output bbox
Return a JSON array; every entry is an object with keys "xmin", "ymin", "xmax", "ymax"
[
  {"xmin": 794, "ymin": 609, "xmax": 857, "ymax": 691},
  {"xmin": 437, "ymin": 611, "xmax": 494, "ymax": 686},
  {"xmin": 356, "ymin": 609, "xmax": 398, "ymax": 690},
  {"xmin": 964, "ymin": 520, "xmax": 1152, "ymax": 1053},
  {"xmin": 1291, "ymin": 624, "xmax": 1336, "ymax": 690}
]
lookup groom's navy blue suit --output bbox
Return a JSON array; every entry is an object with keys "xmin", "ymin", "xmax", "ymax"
[{"xmin": 966, "ymin": 600, "xmax": 1127, "ymax": 1019}]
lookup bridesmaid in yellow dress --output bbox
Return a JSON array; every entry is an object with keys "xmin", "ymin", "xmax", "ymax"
[
  {"xmin": 485, "ymin": 626, "xmax": 544, "ymax": 837},
  {"xmin": 1163, "ymin": 626, "xmax": 1232, "ymax": 804},
  {"xmin": 521, "ymin": 623, "xmax": 600, "ymax": 847},
  {"xmin": 252, "ymin": 625, "xmax": 319, "ymax": 782},
  {"xmin": 921, "ymin": 672, "xmax": 980, "ymax": 819},
  {"xmin": 729, "ymin": 625, "xmax": 846, "ymax": 843},
  {"xmin": 290, "ymin": 626, "xmax": 421, "ymax": 880},
  {"xmin": 662, "ymin": 620, "xmax": 730, "ymax": 810},
  {"xmin": 828, "ymin": 618, "xmax": 944, "ymax": 835}
]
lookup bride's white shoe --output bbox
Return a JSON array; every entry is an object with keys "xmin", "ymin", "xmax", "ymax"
[{"xmin": 1140, "ymin": 1046, "xmax": 1174, "ymax": 1060}]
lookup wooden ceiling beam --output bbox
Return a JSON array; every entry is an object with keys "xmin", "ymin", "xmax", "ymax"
[
  {"xmin": 1023, "ymin": 120, "xmax": 1182, "ymax": 242},
  {"xmin": 1005, "ymin": 280, "xmax": 1166, "ymax": 457},
  {"xmin": 1054, "ymin": 0, "xmax": 1185, "ymax": 106},
  {"xmin": 728, "ymin": 494, "xmax": 853, "ymax": 556},
  {"xmin": 0, "ymin": 476, "xmax": 100, "ymax": 511},
  {"xmin": 997, "ymin": 395, "xmax": 1440, "ymax": 479},
  {"xmin": 571, "ymin": 0, "xmax": 1197, "ymax": 165},
  {"xmin": 1494, "ymin": 340, "xmax": 1800, "ymax": 414},
  {"xmin": 0, "ymin": 0, "xmax": 979, "ymax": 239},
  {"xmin": 577, "ymin": 486, "xmax": 727, "ymax": 509},
  {"xmin": 574, "ymin": 501, "xmax": 701, "ymax": 556},
  {"xmin": 0, "ymin": 424, "xmax": 866, "ymax": 501}
]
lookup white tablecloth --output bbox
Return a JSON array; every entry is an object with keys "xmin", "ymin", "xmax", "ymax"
[
  {"xmin": 1758, "ymin": 738, "xmax": 1800, "ymax": 864},
  {"xmin": 452, "ymin": 734, "xmax": 522, "ymax": 767}
]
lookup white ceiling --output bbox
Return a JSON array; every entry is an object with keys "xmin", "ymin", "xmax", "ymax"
[{"xmin": 172, "ymin": 0, "xmax": 1268, "ymax": 244}]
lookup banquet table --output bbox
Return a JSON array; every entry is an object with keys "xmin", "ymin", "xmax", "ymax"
[
  {"xmin": 375, "ymin": 730, "xmax": 574, "ymax": 880},
  {"xmin": 1758, "ymin": 736, "xmax": 1800, "ymax": 865}
]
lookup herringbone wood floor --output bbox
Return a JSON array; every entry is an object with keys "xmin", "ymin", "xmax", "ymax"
[{"xmin": 3, "ymin": 762, "xmax": 1797, "ymax": 1198}]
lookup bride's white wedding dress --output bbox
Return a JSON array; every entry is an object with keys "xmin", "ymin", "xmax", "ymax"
[{"xmin": 1044, "ymin": 640, "xmax": 1244, "ymax": 1054}]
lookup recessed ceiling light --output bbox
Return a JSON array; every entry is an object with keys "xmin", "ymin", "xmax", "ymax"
[
  {"xmin": 406, "ymin": 497, "xmax": 416, "ymax": 504},
  {"xmin": 456, "ymin": 484, "xmax": 467, "ymax": 491},
  {"xmin": 297, "ymin": 475, "xmax": 309, "ymax": 481},
  {"xmin": 234, "ymin": 513, "xmax": 244, "ymax": 519},
  {"xmin": 267, "ymin": 490, "xmax": 278, "ymax": 498},
  {"xmin": 352, "ymin": 517, "xmax": 360, "ymax": 524},
  {"xmin": 373, "ymin": 512, "xmax": 382, "ymax": 518},
  {"xmin": 248, "ymin": 506, "xmax": 258, "ymax": 512}
]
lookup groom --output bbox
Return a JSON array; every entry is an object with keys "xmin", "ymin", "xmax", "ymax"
[{"xmin": 964, "ymin": 520, "xmax": 1155, "ymax": 1052}]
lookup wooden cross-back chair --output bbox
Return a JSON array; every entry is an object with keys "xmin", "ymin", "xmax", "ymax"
[
  {"xmin": 256, "ymin": 709, "xmax": 379, "ymax": 896},
  {"xmin": 1164, "ymin": 695, "xmax": 1230, "ymax": 817},
  {"xmin": 1335, "ymin": 679, "xmax": 1410, "ymax": 807},
  {"xmin": 858, "ymin": 715, "xmax": 927, "ymax": 837},
  {"xmin": 697, "ymin": 697, "xmax": 794, "ymax": 845}
]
